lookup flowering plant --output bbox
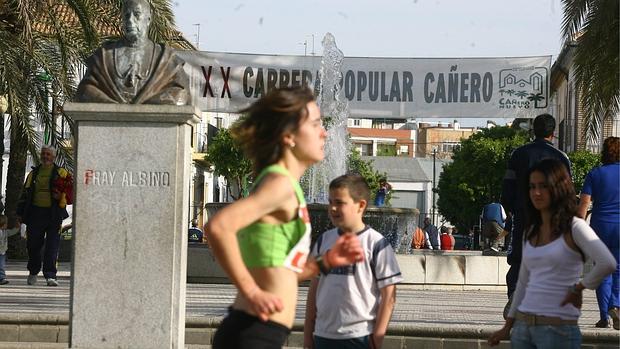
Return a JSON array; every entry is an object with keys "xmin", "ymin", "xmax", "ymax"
[{"xmin": 53, "ymin": 174, "xmax": 74, "ymax": 206}]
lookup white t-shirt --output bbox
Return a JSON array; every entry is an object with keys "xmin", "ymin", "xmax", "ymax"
[
  {"xmin": 509, "ymin": 217, "xmax": 616, "ymax": 320},
  {"xmin": 311, "ymin": 226, "xmax": 403, "ymax": 339}
]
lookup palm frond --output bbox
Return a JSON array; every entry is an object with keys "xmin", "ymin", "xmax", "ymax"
[
  {"xmin": 64, "ymin": 0, "xmax": 101, "ymax": 51},
  {"xmin": 561, "ymin": 0, "xmax": 592, "ymax": 40},
  {"xmin": 1, "ymin": 0, "xmax": 189, "ymax": 170},
  {"xmin": 562, "ymin": 0, "xmax": 619, "ymax": 143}
]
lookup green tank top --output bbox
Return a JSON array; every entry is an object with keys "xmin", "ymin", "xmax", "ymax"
[{"xmin": 238, "ymin": 164, "xmax": 312, "ymax": 273}]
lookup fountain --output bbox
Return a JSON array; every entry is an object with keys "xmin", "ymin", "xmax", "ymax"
[
  {"xmin": 302, "ymin": 33, "xmax": 349, "ymax": 204},
  {"xmin": 304, "ymin": 33, "xmax": 418, "ymax": 253}
]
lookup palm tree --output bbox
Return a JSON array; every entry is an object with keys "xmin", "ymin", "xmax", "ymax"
[
  {"xmin": 515, "ymin": 91, "xmax": 528, "ymax": 99},
  {"xmin": 527, "ymin": 92, "xmax": 546, "ymax": 108},
  {"xmin": 561, "ymin": 0, "xmax": 619, "ymax": 144},
  {"xmin": 0, "ymin": 0, "xmax": 191, "ymax": 255}
]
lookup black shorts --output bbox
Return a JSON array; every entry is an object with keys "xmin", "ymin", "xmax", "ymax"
[{"xmin": 213, "ymin": 308, "xmax": 291, "ymax": 349}]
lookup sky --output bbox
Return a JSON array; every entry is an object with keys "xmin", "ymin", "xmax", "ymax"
[
  {"xmin": 172, "ymin": 0, "xmax": 567, "ymax": 126},
  {"xmin": 172, "ymin": 0, "xmax": 566, "ymax": 58}
]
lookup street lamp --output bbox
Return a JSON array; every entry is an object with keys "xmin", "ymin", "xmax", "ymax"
[
  {"xmin": 431, "ymin": 146, "xmax": 437, "ymax": 226},
  {"xmin": 300, "ymin": 35, "xmax": 315, "ymax": 56},
  {"xmin": 307, "ymin": 34, "xmax": 315, "ymax": 56},
  {"xmin": 193, "ymin": 23, "xmax": 200, "ymax": 49},
  {"xmin": 0, "ymin": 95, "xmax": 7, "ymax": 200}
]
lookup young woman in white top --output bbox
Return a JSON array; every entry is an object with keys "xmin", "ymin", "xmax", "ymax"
[{"xmin": 488, "ymin": 158, "xmax": 616, "ymax": 349}]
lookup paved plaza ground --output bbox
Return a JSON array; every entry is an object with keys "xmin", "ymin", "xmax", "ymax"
[{"xmin": 0, "ymin": 260, "xmax": 615, "ymax": 334}]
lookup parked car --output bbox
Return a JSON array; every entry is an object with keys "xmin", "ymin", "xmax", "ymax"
[{"xmin": 58, "ymin": 224, "xmax": 73, "ymax": 262}]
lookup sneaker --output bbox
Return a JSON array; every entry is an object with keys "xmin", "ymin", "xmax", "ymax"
[
  {"xmin": 46, "ymin": 278, "xmax": 58, "ymax": 287},
  {"xmin": 27, "ymin": 275, "xmax": 37, "ymax": 285},
  {"xmin": 595, "ymin": 319, "xmax": 610, "ymax": 328},
  {"xmin": 0, "ymin": 279, "xmax": 8, "ymax": 285},
  {"xmin": 490, "ymin": 246, "xmax": 500, "ymax": 252},
  {"xmin": 609, "ymin": 307, "xmax": 619, "ymax": 330}
]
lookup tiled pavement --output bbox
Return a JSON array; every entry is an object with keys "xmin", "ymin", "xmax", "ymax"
[{"xmin": 0, "ymin": 261, "xmax": 613, "ymax": 334}]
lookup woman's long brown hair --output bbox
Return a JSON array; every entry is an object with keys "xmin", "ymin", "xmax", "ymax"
[{"xmin": 524, "ymin": 158, "xmax": 577, "ymax": 241}]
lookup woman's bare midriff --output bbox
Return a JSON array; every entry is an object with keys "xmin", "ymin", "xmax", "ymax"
[{"xmin": 232, "ymin": 266, "xmax": 299, "ymax": 328}]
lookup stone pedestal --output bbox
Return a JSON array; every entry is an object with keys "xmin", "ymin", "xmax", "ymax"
[{"xmin": 64, "ymin": 103, "xmax": 201, "ymax": 349}]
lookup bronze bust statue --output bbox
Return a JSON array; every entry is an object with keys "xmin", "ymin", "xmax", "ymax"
[{"xmin": 75, "ymin": 0, "xmax": 190, "ymax": 105}]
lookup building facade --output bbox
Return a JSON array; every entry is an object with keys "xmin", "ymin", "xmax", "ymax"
[{"xmin": 550, "ymin": 41, "xmax": 620, "ymax": 153}]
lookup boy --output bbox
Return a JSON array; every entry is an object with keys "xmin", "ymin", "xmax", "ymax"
[
  {"xmin": 0, "ymin": 215, "xmax": 21, "ymax": 285},
  {"xmin": 304, "ymin": 174, "xmax": 403, "ymax": 349}
]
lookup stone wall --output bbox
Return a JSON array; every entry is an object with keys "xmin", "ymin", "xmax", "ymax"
[{"xmin": 187, "ymin": 245, "xmax": 509, "ymax": 290}]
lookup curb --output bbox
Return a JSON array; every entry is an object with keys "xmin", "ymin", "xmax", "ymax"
[{"xmin": 1, "ymin": 313, "xmax": 617, "ymax": 345}]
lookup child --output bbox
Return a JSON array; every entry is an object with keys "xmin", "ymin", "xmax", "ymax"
[
  {"xmin": 304, "ymin": 174, "xmax": 403, "ymax": 349},
  {"xmin": 0, "ymin": 215, "xmax": 20, "ymax": 285},
  {"xmin": 440, "ymin": 226, "xmax": 454, "ymax": 250},
  {"xmin": 206, "ymin": 87, "xmax": 364, "ymax": 349},
  {"xmin": 373, "ymin": 178, "xmax": 391, "ymax": 207}
]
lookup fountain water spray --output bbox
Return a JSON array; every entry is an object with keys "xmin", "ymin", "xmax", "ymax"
[{"xmin": 302, "ymin": 33, "xmax": 350, "ymax": 203}]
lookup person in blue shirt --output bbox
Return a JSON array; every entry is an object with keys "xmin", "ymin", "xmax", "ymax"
[
  {"xmin": 481, "ymin": 203, "xmax": 508, "ymax": 252},
  {"xmin": 577, "ymin": 136, "xmax": 620, "ymax": 330},
  {"xmin": 373, "ymin": 178, "xmax": 392, "ymax": 207},
  {"xmin": 188, "ymin": 219, "xmax": 203, "ymax": 244}
]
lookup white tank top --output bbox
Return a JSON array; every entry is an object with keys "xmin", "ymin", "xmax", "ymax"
[{"xmin": 517, "ymin": 236, "xmax": 583, "ymax": 320}]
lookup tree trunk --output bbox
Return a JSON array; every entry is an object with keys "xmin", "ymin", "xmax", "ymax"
[{"xmin": 6, "ymin": 117, "xmax": 29, "ymax": 259}]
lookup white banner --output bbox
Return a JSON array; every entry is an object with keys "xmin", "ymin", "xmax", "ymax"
[{"xmin": 178, "ymin": 51, "xmax": 550, "ymax": 119}]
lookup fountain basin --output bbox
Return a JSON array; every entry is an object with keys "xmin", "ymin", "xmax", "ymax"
[
  {"xmin": 199, "ymin": 203, "xmax": 510, "ymax": 289},
  {"xmin": 187, "ymin": 244, "xmax": 509, "ymax": 290},
  {"xmin": 205, "ymin": 203, "xmax": 419, "ymax": 253}
]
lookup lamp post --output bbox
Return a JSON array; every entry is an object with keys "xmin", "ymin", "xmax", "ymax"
[
  {"xmin": 308, "ymin": 34, "xmax": 315, "ymax": 55},
  {"xmin": 193, "ymin": 23, "xmax": 200, "ymax": 49},
  {"xmin": 300, "ymin": 35, "xmax": 315, "ymax": 56},
  {"xmin": 431, "ymin": 146, "xmax": 437, "ymax": 226},
  {"xmin": 0, "ymin": 95, "xmax": 7, "ymax": 201}
]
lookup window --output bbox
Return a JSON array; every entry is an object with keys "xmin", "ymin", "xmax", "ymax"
[
  {"xmin": 399, "ymin": 145, "xmax": 409, "ymax": 156},
  {"xmin": 359, "ymin": 143, "xmax": 372, "ymax": 156},
  {"xmin": 377, "ymin": 144, "xmax": 396, "ymax": 156},
  {"xmin": 441, "ymin": 142, "xmax": 460, "ymax": 153},
  {"xmin": 215, "ymin": 117, "xmax": 224, "ymax": 129},
  {"xmin": 353, "ymin": 119, "xmax": 361, "ymax": 126}
]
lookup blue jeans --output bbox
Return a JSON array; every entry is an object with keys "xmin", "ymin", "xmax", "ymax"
[
  {"xmin": 314, "ymin": 335, "xmax": 370, "ymax": 349},
  {"xmin": 511, "ymin": 320, "xmax": 581, "ymax": 349},
  {"xmin": 0, "ymin": 253, "xmax": 5, "ymax": 280}
]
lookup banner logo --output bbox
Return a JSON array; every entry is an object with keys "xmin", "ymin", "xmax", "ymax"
[{"xmin": 498, "ymin": 66, "xmax": 549, "ymax": 110}]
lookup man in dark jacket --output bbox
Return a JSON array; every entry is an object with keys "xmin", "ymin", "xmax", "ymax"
[
  {"xmin": 423, "ymin": 217, "xmax": 440, "ymax": 250},
  {"xmin": 17, "ymin": 146, "xmax": 71, "ymax": 287},
  {"xmin": 500, "ymin": 114, "xmax": 572, "ymax": 310}
]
